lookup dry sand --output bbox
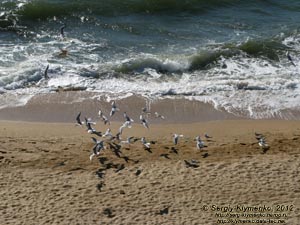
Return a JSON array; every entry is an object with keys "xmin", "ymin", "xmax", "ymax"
[{"xmin": 1, "ymin": 119, "xmax": 300, "ymax": 225}]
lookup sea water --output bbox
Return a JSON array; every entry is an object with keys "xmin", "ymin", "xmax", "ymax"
[{"xmin": 1, "ymin": 0, "xmax": 300, "ymax": 118}]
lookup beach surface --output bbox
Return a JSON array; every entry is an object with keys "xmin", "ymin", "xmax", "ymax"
[
  {"xmin": 1, "ymin": 115, "xmax": 300, "ymax": 224},
  {"xmin": 2, "ymin": 1, "xmax": 300, "ymax": 223}
]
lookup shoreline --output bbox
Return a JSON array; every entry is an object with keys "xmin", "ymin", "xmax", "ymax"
[
  {"xmin": 0, "ymin": 92, "xmax": 242, "ymax": 123},
  {"xmin": 1, "ymin": 91, "xmax": 300, "ymax": 123}
]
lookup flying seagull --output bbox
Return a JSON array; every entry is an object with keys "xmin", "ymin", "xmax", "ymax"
[
  {"xmin": 155, "ymin": 112, "xmax": 165, "ymax": 119},
  {"xmin": 123, "ymin": 112, "xmax": 134, "ymax": 127},
  {"xmin": 173, "ymin": 134, "xmax": 183, "ymax": 145},
  {"xmin": 98, "ymin": 110, "xmax": 110, "ymax": 125},
  {"xmin": 140, "ymin": 115, "xmax": 149, "ymax": 129},
  {"xmin": 90, "ymin": 138, "xmax": 105, "ymax": 161},
  {"xmin": 84, "ymin": 117, "xmax": 96, "ymax": 126},
  {"xmin": 258, "ymin": 137, "xmax": 269, "ymax": 149},
  {"xmin": 60, "ymin": 24, "xmax": 66, "ymax": 38},
  {"xmin": 286, "ymin": 51, "xmax": 296, "ymax": 67},
  {"xmin": 110, "ymin": 101, "xmax": 119, "ymax": 117},
  {"xmin": 119, "ymin": 121, "xmax": 132, "ymax": 134},
  {"xmin": 103, "ymin": 128, "xmax": 113, "ymax": 139},
  {"xmin": 86, "ymin": 122, "xmax": 102, "ymax": 137},
  {"xmin": 141, "ymin": 107, "xmax": 151, "ymax": 117},
  {"xmin": 204, "ymin": 133, "xmax": 212, "ymax": 139},
  {"xmin": 255, "ymin": 132, "xmax": 265, "ymax": 141},
  {"xmin": 120, "ymin": 137, "xmax": 134, "ymax": 145},
  {"xmin": 75, "ymin": 112, "xmax": 84, "ymax": 126},
  {"xmin": 44, "ymin": 64, "xmax": 49, "ymax": 79},
  {"xmin": 196, "ymin": 136, "xmax": 205, "ymax": 150},
  {"xmin": 124, "ymin": 112, "xmax": 134, "ymax": 122},
  {"xmin": 141, "ymin": 137, "xmax": 151, "ymax": 149}
]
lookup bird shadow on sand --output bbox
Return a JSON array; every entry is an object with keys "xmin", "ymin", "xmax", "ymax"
[{"xmin": 170, "ymin": 147, "xmax": 178, "ymax": 154}]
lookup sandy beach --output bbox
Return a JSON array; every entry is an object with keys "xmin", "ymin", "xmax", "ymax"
[{"xmin": 1, "ymin": 105, "xmax": 300, "ymax": 224}]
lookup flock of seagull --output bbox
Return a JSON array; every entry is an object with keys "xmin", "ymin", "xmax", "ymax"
[
  {"xmin": 74, "ymin": 100, "xmax": 215, "ymax": 165},
  {"xmin": 75, "ymin": 100, "xmax": 270, "ymax": 167}
]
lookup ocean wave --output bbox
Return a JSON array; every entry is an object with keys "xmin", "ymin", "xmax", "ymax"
[
  {"xmin": 1, "ymin": 0, "xmax": 299, "ymax": 23},
  {"xmin": 115, "ymin": 57, "xmax": 188, "ymax": 74},
  {"xmin": 0, "ymin": 35, "xmax": 294, "ymax": 91},
  {"xmin": 4, "ymin": 0, "xmax": 238, "ymax": 20},
  {"xmin": 113, "ymin": 38, "xmax": 290, "ymax": 75}
]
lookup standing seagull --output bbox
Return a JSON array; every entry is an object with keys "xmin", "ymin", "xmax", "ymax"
[
  {"xmin": 44, "ymin": 64, "xmax": 49, "ymax": 79},
  {"xmin": 286, "ymin": 51, "xmax": 296, "ymax": 66},
  {"xmin": 173, "ymin": 134, "xmax": 183, "ymax": 145},
  {"xmin": 110, "ymin": 101, "xmax": 119, "ymax": 117},
  {"xmin": 140, "ymin": 115, "xmax": 149, "ymax": 129}
]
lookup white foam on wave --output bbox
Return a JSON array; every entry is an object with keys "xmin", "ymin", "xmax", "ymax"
[
  {"xmin": 1, "ymin": 31, "xmax": 300, "ymax": 119},
  {"xmin": 1, "ymin": 50, "xmax": 300, "ymax": 119},
  {"xmin": 0, "ymin": 88, "xmax": 36, "ymax": 110}
]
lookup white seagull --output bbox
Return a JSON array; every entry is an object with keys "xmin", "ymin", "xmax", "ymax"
[
  {"xmin": 258, "ymin": 138, "xmax": 268, "ymax": 148},
  {"xmin": 110, "ymin": 101, "xmax": 119, "ymax": 117},
  {"xmin": 86, "ymin": 123, "xmax": 102, "ymax": 137},
  {"xmin": 286, "ymin": 51, "xmax": 296, "ymax": 67},
  {"xmin": 86, "ymin": 122, "xmax": 102, "ymax": 137},
  {"xmin": 90, "ymin": 137, "xmax": 104, "ymax": 161},
  {"xmin": 141, "ymin": 137, "xmax": 150, "ymax": 149},
  {"xmin": 118, "ymin": 120, "xmax": 133, "ymax": 134},
  {"xmin": 84, "ymin": 117, "xmax": 96, "ymax": 126},
  {"xmin": 103, "ymin": 128, "xmax": 113, "ymax": 139},
  {"xmin": 155, "ymin": 112, "xmax": 165, "ymax": 119},
  {"xmin": 98, "ymin": 110, "xmax": 110, "ymax": 125},
  {"xmin": 196, "ymin": 136, "xmax": 205, "ymax": 150},
  {"xmin": 120, "ymin": 137, "xmax": 134, "ymax": 145},
  {"xmin": 173, "ymin": 134, "xmax": 184, "ymax": 145},
  {"xmin": 204, "ymin": 133, "xmax": 212, "ymax": 139},
  {"xmin": 123, "ymin": 112, "xmax": 134, "ymax": 126}
]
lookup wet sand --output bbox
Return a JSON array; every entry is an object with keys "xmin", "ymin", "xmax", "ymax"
[
  {"xmin": 0, "ymin": 92, "xmax": 241, "ymax": 123},
  {"xmin": 1, "ymin": 119, "xmax": 300, "ymax": 225}
]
